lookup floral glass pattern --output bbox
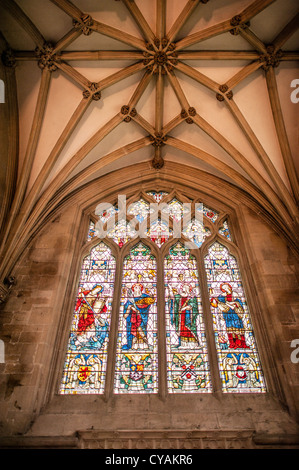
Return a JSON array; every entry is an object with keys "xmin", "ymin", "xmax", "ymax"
[
  {"xmin": 165, "ymin": 242, "xmax": 212, "ymax": 392},
  {"xmin": 114, "ymin": 243, "xmax": 158, "ymax": 393},
  {"xmin": 60, "ymin": 242, "xmax": 116, "ymax": 394},
  {"xmin": 204, "ymin": 242, "xmax": 266, "ymax": 393}
]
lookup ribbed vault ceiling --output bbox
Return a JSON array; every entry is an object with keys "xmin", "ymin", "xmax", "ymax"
[{"xmin": 0, "ymin": 0, "xmax": 298, "ymax": 282}]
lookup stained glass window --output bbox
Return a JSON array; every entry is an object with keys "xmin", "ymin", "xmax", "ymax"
[
  {"xmin": 218, "ymin": 219, "xmax": 232, "ymax": 240},
  {"xmin": 87, "ymin": 220, "xmax": 96, "ymax": 241},
  {"xmin": 128, "ymin": 198, "xmax": 153, "ymax": 222},
  {"xmin": 97, "ymin": 205, "xmax": 118, "ymax": 224},
  {"xmin": 196, "ymin": 205, "xmax": 219, "ymax": 223},
  {"xmin": 147, "ymin": 191, "xmax": 168, "ymax": 203},
  {"xmin": 165, "ymin": 243, "xmax": 212, "ymax": 392},
  {"xmin": 61, "ymin": 191, "xmax": 266, "ymax": 396},
  {"xmin": 204, "ymin": 242, "xmax": 266, "ymax": 393},
  {"xmin": 182, "ymin": 219, "xmax": 211, "ymax": 248},
  {"xmin": 114, "ymin": 243, "xmax": 158, "ymax": 393},
  {"xmin": 148, "ymin": 218, "xmax": 172, "ymax": 247},
  {"xmin": 60, "ymin": 242, "xmax": 116, "ymax": 394},
  {"xmin": 162, "ymin": 198, "xmax": 189, "ymax": 222},
  {"xmin": 106, "ymin": 219, "xmax": 136, "ymax": 247}
]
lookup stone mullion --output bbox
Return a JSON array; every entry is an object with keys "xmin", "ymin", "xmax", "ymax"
[
  {"xmin": 156, "ymin": 248, "xmax": 168, "ymax": 400},
  {"xmin": 104, "ymin": 244, "xmax": 124, "ymax": 401},
  {"xmin": 194, "ymin": 247, "xmax": 222, "ymax": 394}
]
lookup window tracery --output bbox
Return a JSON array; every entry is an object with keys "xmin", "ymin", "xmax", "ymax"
[{"xmin": 60, "ymin": 191, "xmax": 266, "ymax": 395}]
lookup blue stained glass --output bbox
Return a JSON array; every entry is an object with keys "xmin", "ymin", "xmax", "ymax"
[
  {"xmin": 204, "ymin": 242, "xmax": 266, "ymax": 393},
  {"xmin": 114, "ymin": 243, "xmax": 158, "ymax": 393}
]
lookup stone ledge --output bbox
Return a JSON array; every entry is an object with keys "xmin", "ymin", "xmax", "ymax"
[
  {"xmin": 0, "ymin": 435, "xmax": 78, "ymax": 448},
  {"xmin": 1, "ymin": 430, "xmax": 299, "ymax": 449},
  {"xmin": 77, "ymin": 429, "xmax": 256, "ymax": 449}
]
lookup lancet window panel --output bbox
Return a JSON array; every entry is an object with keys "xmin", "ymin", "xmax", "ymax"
[
  {"xmin": 60, "ymin": 242, "xmax": 116, "ymax": 394},
  {"xmin": 204, "ymin": 242, "xmax": 266, "ymax": 393},
  {"xmin": 114, "ymin": 242, "xmax": 158, "ymax": 394},
  {"xmin": 59, "ymin": 190, "xmax": 267, "ymax": 396},
  {"xmin": 165, "ymin": 242, "xmax": 212, "ymax": 393}
]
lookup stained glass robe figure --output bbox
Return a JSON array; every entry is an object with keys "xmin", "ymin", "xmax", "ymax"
[
  {"xmin": 210, "ymin": 282, "xmax": 249, "ymax": 349},
  {"xmin": 169, "ymin": 283, "xmax": 200, "ymax": 348},
  {"xmin": 122, "ymin": 282, "xmax": 155, "ymax": 350},
  {"xmin": 70, "ymin": 284, "xmax": 108, "ymax": 351}
]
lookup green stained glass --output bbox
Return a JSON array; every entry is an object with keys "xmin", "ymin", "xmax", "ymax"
[
  {"xmin": 60, "ymin": 242, "xmax": 116, "ymax": 394},
  {"xmin": 63, "ymin": 192, "xmax": 266, "ymax": 396},
  {"xmin": 114, "ymin": 242, "xmax": 158, "ymax": 393},
  {"xmin": 165, "ymin": 242, "xmax": 212, "ymax": 393},
  {"xmin": 204, "ymin": 242, "xmax": 266, "ymax": 393}
]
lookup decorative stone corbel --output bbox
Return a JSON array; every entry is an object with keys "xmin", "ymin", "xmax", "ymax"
[
  {"xmin": 151, "ymin": 147, "xmax": 164, "ymax": 170},
  {"xmin": 0, "ymin": 276, "xmax": 16, "ymax": 305},
  {"xmin": 1, "ymin": 48, "xmax": 16, "ymax": 68}
]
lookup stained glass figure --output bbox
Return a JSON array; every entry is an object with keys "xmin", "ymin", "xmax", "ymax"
[
  {"xmin": 106, "ymin": 219, "xmax": 136, "ymax": 247},
  {"xmin": 97, "ymin": 205, "xmax": 118, "ymax": 224},
  {"xmin": 164, "ymin": 242, "xmax": 212, "ymax": 392},
  {"xmin": 162, "ymin": 198, "xmax": 190, "ymax": 222},
  {"xmin": 128, "ymin": 198, "xmax": 153, "ymax": 223},
  {"xmin": 204, "ymin": 242, "xmax": 266, "ymax": 393},
  {"xmin": 147, "ymin": 191, "xmax": 168, "ymax": 203},
  {"xmin": 87, "ymin": 220, "xmax": 96, "ymax": 241},
  {"xmin": 219, "ymin": 219, "xmax": 232, "ymax": 240},
  {"xmin": 148, "ymin": 218, "xmax": 172, "ymax": 247},
  {"xmin": 60, "ymin": 242, "xmax": 116, "ymax": 394},
  {"xmin": 114, "ymin": 243, "xmax": 158, "ymax": 393},
  {"xmin": 182, "ymin": 219, "xmax": 211, "ymax": 248}
]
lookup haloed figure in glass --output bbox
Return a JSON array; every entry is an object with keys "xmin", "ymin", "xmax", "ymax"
[
  {"xmin": 210, "ymin": 282, "xmax": 249, "ymax": 350},
  {"xmin": 168, "ymin": 282, "xmax": 200, "ymax": 349},
  {"xmin": 122, "ymin": 282, "xmax": 155, "ymax": 350},
  {"xmin": 70, "ymin": 284, "xmax": 108, "ymax": 351}
]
